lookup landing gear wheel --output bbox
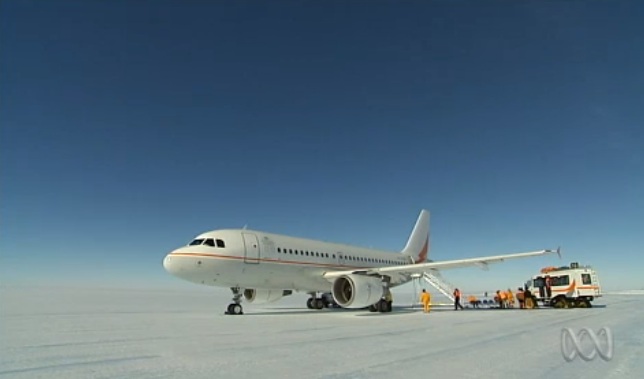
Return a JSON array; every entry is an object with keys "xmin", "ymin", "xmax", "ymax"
[
  {"xmin": 377, "ymin": 299, "xmax": 392, "ymax": 313},
  {"xmin": 369, "ymin": 304, "xmax": 378, "ymax": 312},
  {"xmin": 225, "ymin": 287, "xmax": 244, "ymax": 315},
  {"xmin": 308, "ymin": 297, "xmax": 325, "ymax": 310},
  {"xmin": 226, "ymin": 303, "xmax": 243, "ymax": 315}
]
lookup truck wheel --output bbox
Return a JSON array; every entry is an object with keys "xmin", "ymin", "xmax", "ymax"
[
  {"xmin": 525, "ymin": 298, "xmax": 535, "ymax": 309},
  {"xmin": 552, "ymin": 297, "xmax": 568, "ymax": 309}
]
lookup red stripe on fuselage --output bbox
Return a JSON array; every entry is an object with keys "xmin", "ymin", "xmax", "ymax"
[{"xmin": 169, "ymin": 252, "xmax": 373, "ymax": 270}]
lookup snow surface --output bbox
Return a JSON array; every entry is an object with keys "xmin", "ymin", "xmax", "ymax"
[{"xmin": 1, "ymin": 285, "xmax": 642, "ymax": 379}]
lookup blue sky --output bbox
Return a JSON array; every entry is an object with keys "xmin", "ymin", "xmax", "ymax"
[{"xmin": 1, "ymin": 1, "xmax": 642, "ymax": 292}]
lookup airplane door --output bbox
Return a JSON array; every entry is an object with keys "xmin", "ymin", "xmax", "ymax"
[{"xmin": 242, "ymin": 233, "xmax": 260, "ymax": 264}]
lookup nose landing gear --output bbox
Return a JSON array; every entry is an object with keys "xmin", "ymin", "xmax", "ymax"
[{"xmin": 225, "ymin": 287, "xmax": 244, "ymax": 315}]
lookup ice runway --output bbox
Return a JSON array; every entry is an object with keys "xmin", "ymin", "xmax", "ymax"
[{"xmin": 1, "ymin": 286, "xmax": 642, "ymax": 379}]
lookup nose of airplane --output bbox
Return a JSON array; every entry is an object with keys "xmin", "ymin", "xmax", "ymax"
[{"xmin": 163, "ymin": 253, "xmax": 177, "ymax": 275}]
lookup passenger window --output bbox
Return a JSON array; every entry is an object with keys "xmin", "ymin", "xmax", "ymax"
[
  {"xmin": 582, "ymin": 274, "xmax": 591, "ymax": 285},
  {"xmin": 278, "ymin": 247, "xmax": 281, "ymax": 253},
  {"xmin": 204, "ymin": 239, "xmax": 215, "ymax": 247},
  {"xmin": 216, "ymin": 239, "xmax": 225, "ymax": 248},
  {"xmin": 553, "ymin": 276, "xmax": 569, "ymax": 286},
  {"xmin": 289, "ymin": 249, "xmax": 293, "ymax": 254}
]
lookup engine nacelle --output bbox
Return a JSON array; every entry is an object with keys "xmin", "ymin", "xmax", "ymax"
[
  {"xmin": 332, "ymin": 275, "xmax": 384, "ymax": 308},
  {"xmin": 243, "ymin": 289, "xmax": 291, "ymax": 304}
]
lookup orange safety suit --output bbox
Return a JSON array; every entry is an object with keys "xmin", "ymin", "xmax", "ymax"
[
  {"xmin": 507, "ymin": 290, "xmax": 514, "ymax": 308},
  {"xmin": 420, "ymin": 291, "xmax": 431, "ymax": 313}
]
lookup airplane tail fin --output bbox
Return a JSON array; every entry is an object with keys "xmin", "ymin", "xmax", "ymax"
[{"xmin": 401, "ymin": 210, "xmax": 430, "ymax": 263}]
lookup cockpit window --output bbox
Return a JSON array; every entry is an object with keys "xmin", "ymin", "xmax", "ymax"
[
  {"xmin": 216, "ymin": 239, "xmax": 225, "ymax": 248},
  {"xmin": 189, "ymin": 238, "xmax": 205, "ymax": 246},
  {"xmin": 204, "ymin": 238, "xmax": 215, "ymax": 247}
]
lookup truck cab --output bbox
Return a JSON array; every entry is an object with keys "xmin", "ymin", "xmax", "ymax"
[{"xmin": 524, "ymin": 262, "xmax": 601, "ymax": 308}]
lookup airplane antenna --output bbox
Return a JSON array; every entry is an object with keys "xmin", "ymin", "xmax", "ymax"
[{"xmin": 243, "ymin": 224, "xmax": 248, "ymax": 230}]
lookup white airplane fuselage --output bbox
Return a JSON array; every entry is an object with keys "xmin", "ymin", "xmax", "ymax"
[
  {"xmin": 163, "ymin": 228, "xmax": 414, "ymax": 292},
  {"xmin": 163, "ymin": 210, "xmax": 557, "ymax": 314}
]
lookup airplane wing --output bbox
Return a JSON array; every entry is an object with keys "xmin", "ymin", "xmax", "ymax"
[{"xmin": 323, "ymin": 248, "xmax": 560, "ymax": 279}]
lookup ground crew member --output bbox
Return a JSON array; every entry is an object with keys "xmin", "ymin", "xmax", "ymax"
[
  {"xmin": 496, "ymin": 290, "xmax": 506, "ymax": 309},
  {"xmin": 467, "ymin": 295, "xmax": 480, "ymax": 308},
  {"xmin": 545, "ymin": 276, "xmax": 552, "ymax": 298},
  {"xmin": 420, "ymin": 289, "xmax": 431, "ymax": 313},
  {"xmin": 507, "ymin": 289, "xmax": 514, "ymax": 308},
  {"xmin": 453, "ymin": 288, "xmax": 464, "ymax": 310}
]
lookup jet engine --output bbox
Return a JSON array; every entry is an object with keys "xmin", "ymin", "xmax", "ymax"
[
  {"xmin": 243, "ymin": 289, "xmax": 292, "ymax": 304},
  {"xmin": 332, "ymin": 274, "xmax": 384, "ymax": 308}
]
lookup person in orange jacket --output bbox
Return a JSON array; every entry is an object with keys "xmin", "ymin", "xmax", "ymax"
[
  {"xmin": 453, "ymin": 288, "xmax": 464, "ymax": 310},
  {"xmin": 467, "ymin": 295, "xmax": 480, "ymax": 308},
  {"xmin": 496, "ymin": 290, "xmax": 505, "ymax": 309},
  {"xmin": 420, "ymin": 289, "xmax": 431, "ymax": 313},
  {"xmin": 500, "ymin": 290, "xmax": 508, "ymax": 309},
  {"xmin": 506, "ymin": 289, "xmax": 515, "ymax": 308}
]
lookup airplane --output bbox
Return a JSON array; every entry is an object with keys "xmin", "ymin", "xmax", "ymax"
[{"xmin": 163, "ymin": 209, "xmax": 559, "ymax": 315}]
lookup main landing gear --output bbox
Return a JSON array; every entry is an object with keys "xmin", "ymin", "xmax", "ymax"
[
  {"xmin": 225, "ymin": 287, "xmax": 244, "ymax": 315},
  {"xmin": 368, "ymin": 299, "xmax": 393, "ymax": 313},
  {"xmin": 307, "ymin": 293, "xmax": 336, "ymax": 310},
  {"xmin": 369, "ymin": 286, "xmax": 393, "ymax": 313}
]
